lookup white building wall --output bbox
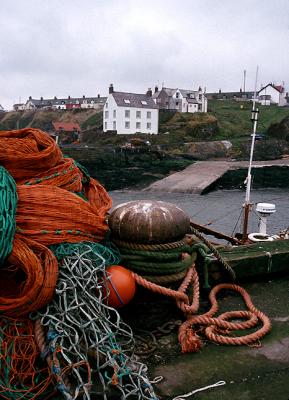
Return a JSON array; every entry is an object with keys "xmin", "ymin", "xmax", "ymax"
[
  {"xmin": 258, "ymin": 86, "xmax": 286, "ymax": 106},
  {"xmin": 103, "ymin": 94, "xmax": 158, "ymax": 134}
]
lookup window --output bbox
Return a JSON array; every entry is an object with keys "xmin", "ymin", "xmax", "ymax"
[
  {"xmin": 125, "ymin": 121, "xmax": 130, "ymax": 129},
  {"xmin": 198, "ymin": 94, "xmax": 202, "ymax": 101},
  {"xmin": 106, "ymin": 103, "xmax": 108, "ymax": 108},
  {"xmin": 136, "ymin": 110, "xmax": 141, "ymax": 118},
  {"xmin": 176, "ymin": 101, "xmax": 179, "ymax": 106},
  {"xmin": 125, "ymin": 110, "xmax": 130, "ymax": 118},
  {"xmin": 141, "ymin": 100, "xmax": 147, "ymax": 105},
  {"xmin": 176, "ymin": 92, "xmax": 179, "ymax": 99},
  {"xmin": 113, "ymin": 121, "xmax": 116, "ymax": 130},
  {"xmin": 104, "ymin": 122, "xmax": 107, "ymax": 130},
  {"xmin": 136, "ymin": 122, "xmax": 141, "ymax": 130},
  {"xmin": 147, "ymin": 122, "xmax": 151, "ymax": 129},
  {"xmin": 113, "ymin": 110, "xmax": 116, "ymax": 118},
  {"xmin": 124, "ymin": 99, "xmax": 130, "ymax": 104},
  {"xmin": 147, "ymin": 111, "xmax": 151, "ymax": 119},
  {"xmin": 105, "ymin": 111, "xmax": 109, "ymax": 119}
]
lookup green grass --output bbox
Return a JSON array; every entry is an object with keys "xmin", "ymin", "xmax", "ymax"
[
  {"xmin": 208, "ymin": 100, "xmax": 289, "ymax": 139},
  {"xmin": 81, "ymin": 112, "xmax": 103, "ymax": 130}
]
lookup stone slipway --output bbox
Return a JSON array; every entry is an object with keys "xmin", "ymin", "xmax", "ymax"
[{"xmin": 144, "ymin": 159, "xmax": 289, "ymax": 194}]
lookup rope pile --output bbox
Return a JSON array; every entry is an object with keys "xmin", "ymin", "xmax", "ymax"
[
  {"xmin": 133, "ymin": 263, "xmax": 271, "ymax": 353},
  {"xmin": 114, "ymin": 238, "xmax": 197, "ymax": 284},
  {"xmin": 0, "ymin": 128, "xmax": 157, "ymax": 399}
]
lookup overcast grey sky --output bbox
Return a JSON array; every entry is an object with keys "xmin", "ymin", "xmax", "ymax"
[{"xmin": 1, "ymin": 0, "xmax": 289, "ymax": 109}]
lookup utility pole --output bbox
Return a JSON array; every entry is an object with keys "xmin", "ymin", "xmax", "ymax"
[{"xmin": 243, "ymin": 70, "xmax": 246, "ymax": 92}]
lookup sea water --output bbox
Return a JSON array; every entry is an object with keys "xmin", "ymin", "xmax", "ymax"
[{"xmin": 109, "ymin": 189, "xmax": 289, "ymax": 238}]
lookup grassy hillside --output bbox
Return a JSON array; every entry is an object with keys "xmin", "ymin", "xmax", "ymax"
[
  {"xmin": 1, "ymin": 101, "xmax": 289, "ymax": 147},
  {"xmin": 208, "ymin": 100, "xmax": 289, "ymax": 139},
  {"xmin": 0, "ymin": 108, "xmax": 101, "ymax": 131}
]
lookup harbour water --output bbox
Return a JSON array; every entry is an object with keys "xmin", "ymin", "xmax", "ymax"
[{"xmin": 110, "ymin": 188, "xmax": 289, "ymax": 239}]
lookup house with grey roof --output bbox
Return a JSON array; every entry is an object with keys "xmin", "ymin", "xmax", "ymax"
[
  {"xmin": 22, "ymin": 94, "xmax": 107, "ymax": 111},
  {"xmin": 153, "ymin": 86, "xmax": 207, "ymax": 113},
  {"xmin": 206, "ymin": 89, "xmax": 255, "ymax": 101},
  {"xmin": 103, "ymin": 84, "xmax": 159, "ymax": 134}
]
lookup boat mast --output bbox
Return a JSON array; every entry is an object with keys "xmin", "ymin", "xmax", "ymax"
[{"xmin": 242, "ymin": 66, "xmax": 259, "ymax": 242}]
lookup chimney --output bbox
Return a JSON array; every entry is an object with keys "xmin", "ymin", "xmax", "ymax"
[
  {"xmin": 40, "ymin": 96, "xmax": 43, "ymax": 101},
  {"xmin": 219, "ymin": 89, "xmax": 221, "ymax": 93},
  {"xmin": 82, "ymin": 95, "xmax": 85, "ymax": 99},
  {"xmin": 146, "ymin": 88, "xmax": 152, "ymax": 97},
  {"xmin": 154, "ymin": 85, "xmax": 158, "ymax": 93},
  {"xmin": 29, "ymin": 96, "xmax": 32, "ymax": 100},
  {"xmin": 109, "ymin": 84, "xmax": 114, "ymax": 94},
  {"xmin": 198, "ymin": 86, "xmax": 202, "ymax": 91},
  {"xmin": 68, "ymin": 95, "xmax": 71, "ymax": 100},
  {"xmin": 240, "ymin": 88, "xmax": 242, "ymax": 92},
  {"xmin": 97, "ymin": 94, "xmax": 100, "ymax": 98},
  {"xmin": 54, "ymin": 96, "xmax": 57, "ymax": 100}
]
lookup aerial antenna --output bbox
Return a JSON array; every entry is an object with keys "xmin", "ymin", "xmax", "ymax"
[
  {"xmin": 243, "ymin": 70, "xmax": 246, "ymax": 92},
  {"xmin": 242, "ymin": 65, "xmax": 259, "ymax": 242}
]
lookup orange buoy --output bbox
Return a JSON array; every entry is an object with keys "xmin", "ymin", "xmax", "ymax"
[{"xmin": 105, "ymin": 265, "xmax": 136, "ymax": 308}]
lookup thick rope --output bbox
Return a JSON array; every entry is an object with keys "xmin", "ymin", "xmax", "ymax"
[
  {"xmin": 142, "ymin": 269, "xmax": 188, "ymax": 285},
  {"xmin": 178, "ymin": 283, "xmax": 271, "ymax": 353},
  {"xmin": 113, "ymin": 238, "xmax": 187, "ymax": 251},
  {"xmin": 190, "ymin": 226, "xmax": 236, "ymax": 281},
  {"xmin": 134, "ymin": 263, "xmax": 271, "ymax": 353},
  {"xmin": 132, "ymin": 262, "xmax": 200, "ymax": 315}
]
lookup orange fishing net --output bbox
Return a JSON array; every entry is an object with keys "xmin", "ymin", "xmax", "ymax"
[
  {"xmin": 0, "ymin": 316, "xmax": 54, "ymax": 400},
  {"xmin": 16, "ymin": 184, "xmax": 110, "ymax": 245},
  {"xmin": 0, "ymin": 127, "xmax": 113, "ymax": 397},
  {"xmin": 20, "ymin": 157, "xmax": 83, "ymax": 192},
  {"xmin": 0, "ymin": 128, "xmax": 63, "ymax": 182},
  {"xmin": 0, "ymin": 234, "xmax": 58, "ymax": 317}
]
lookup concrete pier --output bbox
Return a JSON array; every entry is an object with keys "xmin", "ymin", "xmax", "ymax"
[{"xmin": 144, "ymin": 159, "xmax": 289, "ymax": 194}]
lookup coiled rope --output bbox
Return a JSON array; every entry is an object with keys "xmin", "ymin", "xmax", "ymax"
[
  {"xmin": 114, "ymin": 237, "xmax": 198, "ymax": 284},
  {"xmin": 133, "ymin": 262, "xmax": 271, "ymax": 353}
]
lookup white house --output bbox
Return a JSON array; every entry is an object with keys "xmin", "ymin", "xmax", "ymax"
[
  {"xmin": 80, "ymin": 95, "xmax": 106, "ymax": 110},
  {"xmin": 103, "ymin": 85, "xmax": 159, "ymax": 134},
  {"xmin": 13, "ymin": 103, "xmax": 25, "ymax": 111},
  {"xmin": 0, "ymin": 104, "xmax": 5, "ymax": 112},
  {"xmin": 21, "ymin": 95, "xmax": 107, "ymax": 111},
  {"xmin": 153, "ymin": 86, "xmax": 207, "ymax": 113},
  {"xmin": 258, "ymin": 83, "xmax": 287, "ymax": 106}
]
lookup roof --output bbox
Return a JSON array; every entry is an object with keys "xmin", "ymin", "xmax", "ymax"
[
  {"xmin": 258, "ymin": 83, "xmax": 284, "ymax": 94},
  {"xmin": 206, "ymin": 91, "xmax": 255, "ymax": 96},
  {"xmin": 112, "ymin": 92, "xmax": 158, "ymax": 109},
  {"xmin": 153, "ymin": 87, "xmax": 202, "ymax": 99},
  {"xmin": 52, "ymin": 122, "xmax": 81, "ymax": 132},
  {"xmin": 187, "ymin": 98, "xmax": 199, "ymax": 104},
  {"xmin": 26, "ymin": 96, "xmax": 107, "ymax": 107}
]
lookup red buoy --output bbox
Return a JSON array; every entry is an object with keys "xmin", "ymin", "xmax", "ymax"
[{"xmin": 104, "ymin": 265, "xmax": 136, "ymax": 308}]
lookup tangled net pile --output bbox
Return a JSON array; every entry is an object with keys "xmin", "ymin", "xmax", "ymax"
[{"xmin": 0, "ymin": 128, "xmax": 157, "ymax": 400}]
